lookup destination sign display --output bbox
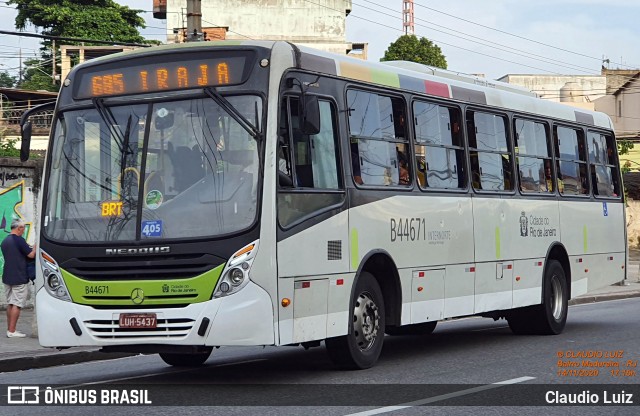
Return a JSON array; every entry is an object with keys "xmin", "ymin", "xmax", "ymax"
[{"xmin": 73, "ymin": 51, "xmax": 254, "ymax": 99}]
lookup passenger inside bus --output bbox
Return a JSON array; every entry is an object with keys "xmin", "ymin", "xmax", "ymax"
[
  {"xmin": 397, "ymin": 149, "xmax": 410, "ymax": 185},
  {"xmin": 351, "ymin": 141, "xmax": 363, "ymax": 185},
  {"xmin": 542, "ymin": 160, "xmax": 553, "ymax": 192}
]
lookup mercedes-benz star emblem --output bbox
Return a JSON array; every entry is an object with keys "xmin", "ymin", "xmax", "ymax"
[{"xmin": 131, "ymin": 288, "xmax": 144, "ymax": 304}]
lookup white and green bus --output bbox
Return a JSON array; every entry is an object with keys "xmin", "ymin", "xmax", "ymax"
[{"xmin": 21, "ymin": 41, "xmax": 626, "ymax": 369}]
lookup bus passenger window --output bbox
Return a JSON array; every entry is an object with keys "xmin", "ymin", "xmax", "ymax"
[
  {"xmin": 467, "ymin": 110, "xmax": 511, "ymax": 192},
  {"xmin": 347, "ymin": 89, "xmax": 410, "ymax": 186},
  {"xmin": 514, "ymin": 118, "xmax": 552, "ymax": 194},
  {"xmin": 277, "ymin": 96, "xmax": 344, "ymax": 228},
  {"xmin": 413, "ymin": 102, "xmax": 465, "ymax": 190},
  {"xmin": 587, "ymin": 131, "xmax": 620, "ymax": 198},
  {"xmin": 555, "ymin": 126, "xmax": 589, "ymax": 196}
]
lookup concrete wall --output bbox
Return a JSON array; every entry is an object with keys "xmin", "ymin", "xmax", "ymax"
[
  {"xmin": 166, "ymin": 0, "xmax": 353, "ymax": 53},
  {"xmin": 497, "ymin": 74, "xmax": 606, "ymax": 103},
  {"xmin": 595, "ymin": 77, "xmax": 640, "ymax": 137},
  {"xmin": 627, "ymin": 199, "xmax": 640, "ymax": 248},
  {"xmin": 0, "ymin": 158, "xmax": 44, "ymax": 309}
]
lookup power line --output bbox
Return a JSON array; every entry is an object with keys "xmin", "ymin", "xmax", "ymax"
[
  {"xmin": 411, "ymin": 1, "xmax": 638, "ymax": 69},
  {"xmin": 356, "ymin": 0, "xmax": 599, "ymax": 75},
  {"xmin": 302, "ymin": 0, "xmax": 564, "ymax": 74},
  {"xmin": 0, "ymin": 29, "xmax": 151, "ymax": 47}
]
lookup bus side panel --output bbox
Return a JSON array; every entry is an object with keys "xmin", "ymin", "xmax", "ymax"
[
  {"xmin": 559, "ymin": 200, "xmax": 625, "ymax": 292},
  {"xmin": 348, "ymin": 195, "xmax": 474, "ymax": 325},
  {"xmin": 512, "ymin": 259, "xmax": 546, "ymax": 307},
  {"xmin": 443, "ymin": 264, "xmax": 475, "ymax": 318},
  {"xmin": 277, "ymin": 212, "xmax": 349, "ymax": 278},
  {"xmin": 410, "ymin": 268, "xmax": 444, "ymax": 323},
  {"xmin": 472, "ymin": 197, "xmax": 511, "ymax": 313},
  {"xmin": 505, "ymin": 198, "xmax": 560, "ymax": 308},
  {"xmin": 276, "ymin": 212, "xmax": 350, "ymax": 344}
]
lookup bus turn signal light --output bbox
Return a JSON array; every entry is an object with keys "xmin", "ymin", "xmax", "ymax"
[
  {"xmin": 233, "ymin": 244, "xmax": 255, "ymax": 259},
  {"xmin": 281, "ymin": 298, "xmax": 291, "ymax": 307}
]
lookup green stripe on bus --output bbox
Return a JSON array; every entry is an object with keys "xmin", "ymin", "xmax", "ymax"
[
  {"xmin": 351, "ymin": 228, "xmax": 359, "ymax": 270},
  {"xmin": 371, "ymin": 68, "xmax": 400, "ymax": 88},
  {"xmin": 495, "ymin": 226, "xmax": 501, "ymax": 259},
  {"xmin": 61, "ymin": 263, "xmax": 225, "ymax": 306},
  {"xmin": 583, "ymin": 225, "xmax": 588, "ymax": 252}
]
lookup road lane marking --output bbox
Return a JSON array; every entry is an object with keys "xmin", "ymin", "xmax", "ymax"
[{"xmin": 342, "ymin": 376, "xmax": 536, "ymax": 416}]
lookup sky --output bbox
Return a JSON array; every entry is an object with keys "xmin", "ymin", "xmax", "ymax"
[{"xmin": 1, "ymin": 0, "xmax": 640, "ymax": 82}]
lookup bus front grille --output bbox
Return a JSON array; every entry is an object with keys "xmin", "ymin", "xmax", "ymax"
[
  {"xmin": 62, "ymin": 253, "xmax": 224, "ymax": 280},
  {"xmin": 84, "ymin": 318, "xmax": 195, "ymax": 339}
]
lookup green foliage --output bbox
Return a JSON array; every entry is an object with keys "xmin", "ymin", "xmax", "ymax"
[
  {"xmin": 8, "ymin": 0, "xmax": 147, "ymax": 45},
  {"xmin": 618, "ymin": 139, "xmax": 634, "ymax": 174},
  {"xmin": 8, "ymin": 1, "xmax": 152, "ymax": 91},
  {"xmin": 18, "ymin": 58, "xmax": 58, "ymax": 92},
  {"xmin": 0, "ymin": 71, "xmax": 17, "ymax": 88},
  {"xmin": 381, "ymin": 35, "xmax": 448, "ymax": 69},
  {"xmin": 0, "ymin": 131, "xmax": 20, "ymax": 158}
]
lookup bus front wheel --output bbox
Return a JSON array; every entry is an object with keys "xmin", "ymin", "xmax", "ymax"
[
  {"xmin": 508, "ymin": 259, "xmax": 568, "ymax": 335},
  {"xmin": 325, "ymin": 272, "xmax": 385, "ymax": 369},
  {"xmin": 159, "ymin": 347, "xmax": 213, "ymax": 366}
]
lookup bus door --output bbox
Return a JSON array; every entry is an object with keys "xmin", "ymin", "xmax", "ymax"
[{"xmin": 275, "ymin": 94, "xmax": 348, "ymax": 344}]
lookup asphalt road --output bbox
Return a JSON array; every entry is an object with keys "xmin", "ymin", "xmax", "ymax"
[{"xmin": 2, "ymin": 298, "xmax": 639, "ymax": 416}]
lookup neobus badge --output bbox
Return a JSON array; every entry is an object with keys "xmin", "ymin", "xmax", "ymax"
[{"xmin": 105, "ymin": 247, "xmax": 170, "ymax": 256}]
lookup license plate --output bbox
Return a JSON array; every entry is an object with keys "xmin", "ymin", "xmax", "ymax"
[{"xmin": 119, "ymin": 313, "xmax": 157, "ymax": 329}]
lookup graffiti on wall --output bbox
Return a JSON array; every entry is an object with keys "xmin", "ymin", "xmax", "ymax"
[{"xmin": 0, "ymin": 181, "xmax": 32, "ymax": 273}]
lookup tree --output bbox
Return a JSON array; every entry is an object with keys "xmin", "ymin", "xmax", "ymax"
[
  {"xmin": 19, "ymin": 58, "xmax": 58, "ymax": 92},
  {"xmin": 8, "ymin": 0, "xmax": 147, "ymax": 45},
  {"xmin": 0, "ymin": 71, "xmax": 17, "ymax": 88},
  {"xmin": 8, "ymin": 0, "xmax": 151, "ymax": 91},
  {"xmin": 381, "ymin": 35, "xmax": 447, "ymax": 69}
]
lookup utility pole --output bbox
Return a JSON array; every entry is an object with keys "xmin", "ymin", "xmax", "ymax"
[
  {"xmin": 52, "ymin": 39, "xmax": 57, "ymax": 85},
  {"xmin": 402, "ymin": 0, "xmax": 415, "ymax": 35},
  {"xmin": 186, "ymin": 0, "xmax": 203, "ymax": 42}
]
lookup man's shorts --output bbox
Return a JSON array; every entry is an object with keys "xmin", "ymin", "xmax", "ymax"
[{"xmin": 4, "ymin": 284, "xmax": 29, "ymax": 308}]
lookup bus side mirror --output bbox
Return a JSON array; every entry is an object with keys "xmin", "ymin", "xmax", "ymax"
[
  {"xmin": 19, "ymin": 101, "xmax": 56, "ymax": 162},
  {"xmin": 20, "ymin": 121, "xmax": 32, "ymax": 162},
  {"xmin": 300, "ymin": 95, "xmax": 320, "ymax": 135}
]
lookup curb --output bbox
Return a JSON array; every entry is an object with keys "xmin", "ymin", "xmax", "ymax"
[
  {"xmin": 0, "ymin": 349, "xmax": 138, "ymax": 373},
  {"xmin": 569, "ymin": 290, "xmax": 640, "ymax": 306}
]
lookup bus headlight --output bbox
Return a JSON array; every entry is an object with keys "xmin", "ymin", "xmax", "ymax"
[
  {"xmin": 229, "ymin": 268, "xmax": 244, "ymax": 285},
  {"xmin": 40, "ymin": 249, "xmax": 71, "ymax": 302},
  {"xmin": 213, "ymin": 240, "xmax": 258, "ymax": 298}
]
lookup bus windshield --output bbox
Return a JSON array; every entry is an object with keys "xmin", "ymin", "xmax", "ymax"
[{"xmin": 44, "ymin": 95, "xmax": 262, "ymax": 242}]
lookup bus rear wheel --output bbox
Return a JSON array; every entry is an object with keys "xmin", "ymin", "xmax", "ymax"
[
  {"xmin": 507, "ymin": 259, "xmax": 568, "ymax": 335},
  {"xmin": 159, "ymin": 347, "xmax": 213, "ymax": 366},
  {"xmin": 386, "ymin": 321, "xmax": 437, "ymax": 336},
  {"xmin": 325, "ymin": 272, "xmax": 385, "ymax": 370}
]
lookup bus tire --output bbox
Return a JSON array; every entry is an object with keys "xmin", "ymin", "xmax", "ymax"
[
  {"xmin": 325, "ymin": 272, "xmax": 385, "ymax": 370},
  {"xmin": 159, "ymin": 347, "xmax": 213, "ymax": 366},
  {"xmin": 507, "ymin": 260, "xmax": 568, "ymax": 335},
  {"xmin": 385, "ymin": 321, "xmax": 437, "ymax": 336}
]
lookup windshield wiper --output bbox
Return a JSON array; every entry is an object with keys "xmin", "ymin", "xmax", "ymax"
[
  {"xmin": 204, "ymin": 87, "xmax": 260, "ymax": 140},
  {"xmin": 119, "ymin": 114, "xmax": 133, "ymax": 193},
  {"xmin": 92, "ymin": 98, "xmax": 125, "ymax": 149}
]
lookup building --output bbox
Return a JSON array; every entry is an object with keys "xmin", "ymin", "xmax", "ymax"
[
  {"xmin": 496, "ymin": 74, "xmax": 607, "ymax": 110},
  {"xmin": 164, "ymin": 0, "xmax": 367, "ymax": 57},
  {"xmin": 60, "ymin": 45, "xmax": 138, "ymax": 82},
  {"xmin": 498, "ymin": 70, "xmax": 640, "ymax": 175}
]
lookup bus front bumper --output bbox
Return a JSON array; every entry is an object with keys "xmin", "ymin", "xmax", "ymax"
[{"xmin": 36, "ymin": 281, "xmax": 275, "ymax": 348}]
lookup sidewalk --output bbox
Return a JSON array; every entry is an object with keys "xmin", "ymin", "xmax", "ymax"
[{"xmin": 1, "ymin": 256, "xmax": 639, "ymax": 373}]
